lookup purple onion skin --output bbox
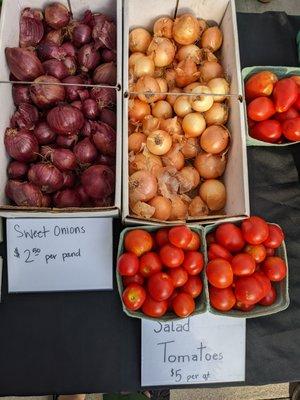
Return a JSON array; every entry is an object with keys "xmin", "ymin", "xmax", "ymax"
[
  {"xmin": 47, "ymin": 104, "xmax": 85, "ymax": 136},
  {"xmin": 28, "ymin": 163, "xmax": 64, "ymax": 193},
  {"xmin": 60, "ymin": 42, "xmax": 76, "ymax": 57},
  {"xmin": 99, "ymin": 108, "xmax": 116, "ymax": 129},
  {"xmin": 63, "ymin": 56, "xmax": 77, "ymax": 75},
  {"xmin": 77, "ymin": 44, "xmax": 101, "ymax": 73},
  {"xmin": 93, "ymin": 62, "xmax": 116, "ymax": 85},
  {"xmin": 62, "ymin": 171, "xmax": 76, "ymax": 188},
  {"xmin": 62, "ymin": 76, "xmax": 84, "ymax": 101},
  {"xmin": 72, "ymin": 24, "xmax": 92, "ymax": 48},
  {"xmin": 7, "ymin": 161, "xmax": 29, "ymax": 180},
  {"xmin": 41, "ymin": 193, "xmax": 52, "ymax": 207},
  {"xmin": 74, "ymin": 137, "xmax": 98, "ymax": 164},
  {"xmin": 34, "ymin": 121, "xmax": 56, "ymax": 145},
  {"xmin": 45, "ymin": 3, "xmax": 70, "ymax": 29},
  {"xmin": 4, "ymin": 128, "xmax": 39, "ymax": 162},
  {"xmin": 81, "ymin": 164, "xmax": 115, "ymax": 200},
  {"xmin": 81, "ymin": 120, "xmax": 92, "ymax": 137},
  {"xmin": 92, "ymin": 121, "xmax": 116, "ymax": 156},
  {"xmin": 71, "ymin": 100, "xmax": 83, "ymax": 110},
  {"xmin": 12, "ymin": 85, "xmax": 31, "ymax": 106},
  {"xmin": 37, "ymin": 41, "xmax": 66, "ymax": 61},
  {"xmin": 56, "ymin": 134, "xmax": 79, "ymax": 148},
  {"xmin": 11, "ymin": 103, "xmax": 39, "ymax": 130},
  {"xmin": 19, "ymin": 8, "xmax": 44, "ymax": 48},
  {"xmin": 101, "ymin": 48, "xmax": 117, "ymax": 63},
  {"xmin": 53, "ymin": 189, "xmax": 82, "ymax": 207},
  {"xmin": 6, "ymin": 180, "xmax": 43, "ymax": 207},
  {"xmin": 92, "ymin": 17, "xmax": 117, "ymax": 50},
  {"xmin": 30, "ymin": 75, "xmax": 65, "ymax": 109},
  {"xmin": 45, "ymin": 29, "xmax": 64, "ymax": 45},
  {"xmin": 96, "ymin": 154, "xmax": 116, "ymax": 167},
  {"xmin": 42, "ymin": 59, "xmax": 69, "ymax": 80},
  {"xmin": 5, "ymin": 48, "xmax": 44, "ymax": 81},
  {"xmin": 82, "ymin": 99, "xmax": 99, "ymax": 119},
  {"xmin": 90, "ymin": 87, "xmax": 116, "ymax": 108}
]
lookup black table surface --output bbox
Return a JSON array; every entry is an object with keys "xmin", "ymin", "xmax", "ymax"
[{"xmin": 0, "ymin": 12, "xmax": 300, "ymax": 396}]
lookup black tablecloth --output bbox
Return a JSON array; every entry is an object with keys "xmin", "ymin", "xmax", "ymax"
[{"xmin": 0, "ymin": 12, "xmax": 300, "ymax": 396}]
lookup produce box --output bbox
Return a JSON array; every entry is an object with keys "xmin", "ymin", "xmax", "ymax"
[
  {"xmin": 204, "ymin": 218, "xmax": 290, "ymax": 318},
  {"xmin": 242, "ymin": 65, "xmax": 300, "ymax": 147},
  {"xmin": 0, "ymin": 0, "xmax": 122, "ymax": 217},
  {"xmin": 122, "ymin": 0, "xmax": 250, "ymax": 225},
  {"xmin": 116, "ymin": 225, "xmax": 208, "ymax": 321}
]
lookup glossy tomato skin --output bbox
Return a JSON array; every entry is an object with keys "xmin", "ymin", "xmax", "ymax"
[
  {"xmin": 172, "ymin": 292, "xmax": 195, "ymax": 317},
  {"xmin": 117, "ymin": 252, "xmax": 139, "ymax": 276},
  {"xmin": 208, "ymin": 243, "xmax": 232, "ymax": 261},
  {"xmin": 209, "ymin": 286, "xmax": 236, "ymax": 311},
  {"xmin": 253, "ymin": 271, "xmax": 272, "ymax": 297},
  {"xmin": 294, "ymin": 93, "xmax": 300, "ymax": 111},
  {"xmin": 235, "ymin": 301, "xmax": 255, "ymax": 312},
  {"xmin": 245, "ymin": 71, "xmax": 278, "ymax": 101},
  {"xmin": 262, "ymin": 256, "xmax": 287, "ymax": 281},
  {"xmin": 215, "ymin": 223, "xmax": 245, "ymax": 252},
  {"xmin": 159, "ymin": 244, "xmax": 184, "ymax": 268},
  {"xmin": 263, "ymin": 224, "xmax": 284, "ymax": 248},
  {"xmin": 147, "ymin": 272, "xmax": 174, "ymax": 301},
  {"xmin": 247, "ymin": 97, "xmax": 275, "ymax": 121},
  {"xmin": 155, "ymin": 228, "xmax": 169, "ymax": 247},
  {"xmin": 273, "ymin": 78, "xmax": 298, "ymax": 113},
  {"xmin": 235, "ymin": 275, "xmax": 265, "ymax": 305},
  {"xmin": 183, "ymin": 251, "xmax": 204, "ymax": 275},
  {"xmin": 123, "ymin": 273, "xmax": 144, "ymax": 287},
  {"xmin": 251, "ymin": 119, "xmax": 282, "ymax": 143},
  {"xmin": 122, "ymin": 284, "xmax": 146, "ymax": 311},
  {"xmin": 231, "ymin": 253, "xmax": 256, "ymax": 276},
  {"xmin": 244, "ymin": 244, "xmax": 267, "ymax": 263},
  {"xmin": 168, "ymin": 226, "xmax": 193, "ymax": 249},
  {"xmin": 139, "ymin": 252, "xmax": 162, "ymax": 278},
  {"xmin": 206, "ymin": 232, "xmax": 216, "ymax": 245},
  {"xmin": 259, "ymin": 286, "xmax": 277, "ymax": 306},
  {"xmin": 186, "ymin": 231, "xmax": 201, "ymax": 251},
  {"xmin": 275, "ymin": 106, "xmax": 299, "ymax": 121},
  {"xmin": 142, "ymin": 295, "xmax": 168, "ymax": 317},
  {"xmin": 241, "ymin": 216, "xmax": 269, "ymax": 245},
  {"xmin": 169, "ymin": 267, "xmax": 189, "ymax": 288},
  {"xmin": 281, "ymin": 117, "xmax": 300, "ymax": 141},
  {"xmin": 265, "ymin": 247, "xmax": 275, "ymax": 256},
  {"xmin": 206, "ymin": 258, "xmax": 233, "ymax": 289},
  {"xmin": 182, "ymin": 276, "xmax": 203, "ymax": 298},
  {"xmin": 124, "ymin": 229, "xmax": 153, "ymax": 256},
  {"xmin": 167, "ymin": 290, "xmax": 178, "ymax": 311}
]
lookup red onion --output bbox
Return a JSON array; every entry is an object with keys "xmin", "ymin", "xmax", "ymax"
[
  {"xmin": 42, "ymin": 59, "xmax": 69, "ymax": 80},
  {"xmin": 41, "ymin": 193, "xmax": 52, "ymax": 207},
  {"xmin": 45, "ymin": 29, "xmax": 64, "ymax": 45},
  {"xmin": 19, "ymin": 8, "xmax": 44, "ymax": 48},
  {"xmin": 72, "ymin": 24, "xmax": 92, "ymax": 47},
  {"xmin": 5, "ymin": 128, "xmax": 39, "ymax": 162},
  {"xmin": 63, "ymin": 56, "xmax": 77, "ymax": 75},
  {"xmin": 92, "ymin": 122, "xmax": 116, "ymax": 156},
  {"xmin": 6, "ymin": 180, "xmax": 43, "ymax": 206},
  {"xmin": 74, "ymin": 138, "xmax": 97, "ymax": 164},
  {"xmin": 101, "ymin": 48, "xmax": 117, "ymax": 63},
  {"xmin": 99, "ymin": 108, "xmax": 116, "ymax": 129},
  {"xmin": 28, "ymin": 162, "xmax": 64, "ymax": 193},
  {"xmin": 60, "ymin": 42, "xmax": 76, "ymax": 57},
  {"xmin": 34, "ymin": 122, "xmax": 56, "ymax": 145},
  {"xmin": 81, "ymin": 165, "xmax": 115, "ymax": 199},
  {"xmin": 82, "ymin": 120, "xmax": 92, "ymax": 137},
  {"xmin": 71, "ymin": 100, "xmax": 82, "ymax": 110},
  {"xmin": 30, "ymin": 75, "xmax": 65, "ymax": 108},
  {"xmin": 77, "ymin": 185, "xmax": 90, "ymax": 204},
  {"xmin": 81, "ymin": 10, "xmax": 94, "ymax": 27},
  {"xmin": 93, "ymin": 62, "xmax": 116, "ymax": 85},
  {"xmin": 12, "ymin": 85, "xmax": 31, "ymax": 106},
  {"xmin": 47, "ymin": 147, "xmax": 77, "ymax": 171},
  {"xmin": 62, "ymin": 171, "xmax": 76, "ymax": 188},
  {"xmin": 78, "ymin": 89, "xmax": 90, "ymax": 101},
  {"xmin": 92, "ymin": 17, "xmax": 116, "ymax": 50},
  {"xmin": 92, "ymin": 196, "xmax": 113, "ymax": 207},
  {"xmin": 53, "ymin": 188, "xmax": 82, "ymax": 207},
  {"xmin": 96, "ymin": 153, "xmax": 116, "ymax": 166},
  {"xmin": 77, "ymin": 44, "xmax": 101, "ymax": 73},
  {"xmin": 62, "ymin": 76, "xmax": 84, "ymax": 101},
  {"xmin": 5, "ymin": 48, "xmax": 44, "ymax": 81},
  {"xmin": 40, "ymin": 144, "xmax": 56, "ymax": 157},
  {"xmin": 56, "ymin": 134, "xmax": 78, "ymax": 148},
  {"xmin": 82, "ymin": 99, "xmax": 99, "ymax": 119},
  {"xmin": 37, "ymin": 41, "xmax": 66, "ymax": 61},
  {"xmin": 7, "ymin": 161, "xmax": 29, "ymax": 180},
  {"xmin": 45, "ymin": 3, "xmax": 70, "ymax": 29},
  {"xmin": 11, "ymin": 103, "xmax": 39, "ymax": 130},
  {"xmin": 91, "ymin": 87, "xmax": 116, "ymax": 108},
  {"xmin": 47, "ymin": 105, "xmax": 84, "ymax": 135}
]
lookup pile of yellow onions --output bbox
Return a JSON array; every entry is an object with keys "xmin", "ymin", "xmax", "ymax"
[{"xmin": 128, "ymin": 13, "xmax": 230, "ymax": 221}]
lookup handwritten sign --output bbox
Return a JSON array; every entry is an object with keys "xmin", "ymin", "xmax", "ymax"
[
  {"xmin": 142, "ymin": 313, "xmax": 245, "ymax": 386},
  {"xmin": 7, "ymin": 218, "xmax": 113, "ymax": 292}
]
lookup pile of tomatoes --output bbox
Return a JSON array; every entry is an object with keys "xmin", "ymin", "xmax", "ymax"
[
  {"xmin": 206, "ymin": 216, "xmax": 287, "ymax": 312},
  {"xmin": 245, "ymin": 70, "xmax": 300, "ymax": 143},
  {"xmin": 117, "ymin": 226, "xmax": 204, "ymax": 318}
]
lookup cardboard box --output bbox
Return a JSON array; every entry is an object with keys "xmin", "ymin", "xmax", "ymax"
[
  {"xmin": 0, "ymin": 0, "xmax": 122, "ymax": 217},
  {"xmin": 122, "ymin": 0, "xmax": 250, "ymax": 225}
]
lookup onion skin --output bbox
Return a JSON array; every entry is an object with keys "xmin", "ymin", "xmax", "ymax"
[
  {"xmin": 77, "ymin": 185, "xmax": 90, "ymax": 204},
  {"xmin": 169, "ymin": 196, "xmax": 188, "ymax": 220},
  {"xmin": 42, "ymin": 59, "xmax": 69, "ymax": 80},
  {"xmin": 47, "ymin": 105, "xmax": 85, "ymax": 136},
  {"xmin": 5, "ymin": 128, "xmax": 39, "ymax": 162},
  {"xmin": 74, "ymin": 138, "xmax": 98, "ymax": 164},
  {"xmin": 6, "ymin": 180, "xmax": 43, "ymax": 207},
  {"xmin": 45, "ymin": 3, "xmax": 70, "ymax": 29},
  {"xmin": 7, "ymin": 161, "xmax": 29, "ymax": 180},
  {"xmin": 99, "ymin": 108, "xmax": 117, "ymax": 129},
  {"xmin": 45, "ymin": 29, "xmax": 64, "ymax": 45},
  {"xmin": 41, "ymin": 193, "xmax": 52, "ymax": 207},
  {"xmin": 96, "ymin": 154, "xmax": 116, "ymax": 167},
  {"xmin": 81, "ymin": 165, "xmax": 115, "ymax": 200},
  {"xmin": 61, "ymin": 42, "xmax": 76, "ymax": 57},
  {"xmin": 37, "ymin": 41, "xmax": 66, "ymax": 61},
  {"xmin": 63, "ymin": 56, "xmax": 77, "ymax": 75},
  {"xmin": 91, "ymin": 87, "xmax": 116, "ymax": 108},
  {"xmin": 77, "ymin": 44, "xmax": 101, "ymax": 73},
  {"xmin": 11, "ymin": 103, "xmax": 39, "ymax": 130},
  {"xmin": 135, "ymin": 76, "xmax": 161, "ymax": 103},
  {"xmin": 62, "ymin": 76, "xmax": 84, "ymax": 102},
  {"xmin": 201, "ymin": 26, "xmax": 223, "ymax": 52},
  {"xmin": 177, "ymin": 166, "xmax": 200, "ymax": 193},
  {"xmin": 194, "ymin": 152, "xmax": 226, "ymax": 179},
  {"xmin": 147, "ymin": 37, "xmax": 176, "ymax": 68},
  {"xmin": 19, "ymin": 8, "xmax": 44, "ymax": 48},
  {"xmin": 92, "ymin": 15, "xmax": 117, "ymax": 50},
  {"xmin": 101, "ymin": 48, "xmax": 117, "ymax": 63},
  {"xmin": 188, "ymin": 196, "xmax": 209, "ymax": 217},
  {"xmin": 129, "ymin": 28, "xmax": 152, "ymax": 53},
  {"xmin": 128, "ymin": 132, "xmax": 146, "ymax": 153},
  {"xmin": 82, "ymin": 99, "xmax": 99, "ymax": 120},
  {"xmin": 30, "ymin": 75, "xmax": 65, "ymax": 108},
  {"xmin": 53, "ymin": 189, "xmax": 82, "ymax": 208},
  {"xmin": 129, "ymin": 170, "xmax": 157, "ymax": 204},
  {"xmin": 72, "ymin": 23, "xmax": 92, "ymax": 47},
  {"xmin": 56, "ymin": 134, "xmax": 78, "ymax": 148},
  {"xmin": 148, "ymin": 196, "xmax": 172, "ymax": 221},
  {"xmin": 5, "ymin": 48, "xmax": 44, "ymax": 81},
  {"xmin": 200, "ymin": 125, "xmax": 230, "ymax": 154},
  {"xmin": 48, "ymin": 148, "xmax": 77, "ymax": 171},
  {"xmin": 199, "ymin": 61, "xmax": 224, "ymax": 83},
  {"xmin": 92, "ymin": 122, "xmax": 116, "ymax": 156},
  {"xmin": 62, "ymin": 171, "xmax": 76, "ymax": 188},
  {"xmin": 204, "ymin": 103, "xmax": 229, "ymax": 126},
  {"xmin": 199, "ymin": 179, "xmax": 226, "ymax": 211},
  {"xmin": 153, "ymin": 17, "xmax": 174, "ymax": 39},
  {"xmin": 173, "ymin": 14, "xmax": 200, "ymax": 45},
  {"xmin": 12, "ymin": 85, "xmax": 31, "ymax": 106},
  {"xmin": 93, "ymin": 62, "xmax": 117, "ymax": 85},
  {"xmin": 162, "ymin": 144, "xmax": 185, "ymax": 170},
  {"xmin": 28, "ymin": 163, "xmax": 64, "ymax": 193},
  {"xmin": 128, "ymin": 99, "xmax": 150, "ymax": 123}
]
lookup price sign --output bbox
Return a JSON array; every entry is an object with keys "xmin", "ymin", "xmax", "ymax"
[
  {"xmin": 7, "ymin": 217, "xmax": 113, "ymax": 292},
  {"xmin": 142, "ymin": 313, "xmax": 245, "ymax": 386}
]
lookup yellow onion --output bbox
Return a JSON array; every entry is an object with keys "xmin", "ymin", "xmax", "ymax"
[
  {"xmin": 204, "ymin": 102, "xmax": 229, "ymax": 126},
  {"xmin": 200, "ymin": 125, "xmax": 230, "ymax": 154},
  {"xmin": 166, "ymin": 87, "xmax": 182, "ymax": 106},
  {"xmin": 199, "ymin": 179, "xmax": 226, "ymax": 211},
  {"xmin": 201, "ymin": 26, "xmax": 223, "ymax": 52},
  {"xmin": 152, "ymin": 100, "xmax": 173, "ymax": 119},
  {"xmin": 156, "ymin": 77, "xmax": 168, "ymax": 100},
  {"xmin": 129, "ymin": 52, "xmax": 144, "ymax": 68},
  {"xmin": 146, "ymin": 130, "xmax": 172, "ymax": 155},
  {"xmin": 129, "ymin": 28, "xmax": 152, "ymax": 53},
  {"xmin": 199, "ymin": 61, "xmax": 224, "ymax": 83},
  {"xmin": 142, "ymin": 115, "xmax": 161, "ymax": 135},
  {"xmin": 128, "ymin": 132, "xmax": 146, "ymax": 153},
  {"xmin": 162, "ymin": 144, "xmax": 185, "ymax": 170},
  {"xmin": 182, "ymin": 112, "xmax": 206, "ymax": 138},
  {"xmin": 165, "ymin": 68, "xmax": 176, "ymax": 89},
  {"xmin": 194, "ymin": 152, "xmax": 226, "ymax": 179},
  {"xmin": 160, "ymin": 117, "xmax": 182, "ymax": 136},
  {"xmin": 174, "ymin": 95, "xmax": 192, "ymax": 117},
  {"xmin": 129, "ymin": 170, "xmax": 157, "ymax": 203},
  {"xmin": 183, "ymin": 82, "xmax": 201, "ymax": 93},
  {"xmin": 147, "ymin": 37, "xmax": 176, "ymax": 67},
  {"xmin": 176, "ymin": 44, "xmax": 202, "ymax": 64},
  {"xmin": 188, "ymin": 196, "xmax": 209, "ymax": 217},
  {"xmin": 198, "ymin": 19, "xmax": 208, "ymax": 33},
  {"xmin": 181, "ymin": 137, "xmax": 200, "ymax": 158},
  {"xmin": 173, "ymin": 14, "xmax": 200, "ymax": 45},
  {"xmin": 148, "ymin": 195, "xmax": 172, "ymax": 220},
  {"xmin": 189, "ymin": 85, "xmax": 214, "ymax": 112},
  {"xmin": 131, "ymin": 201, "xmax": 155, "ymax": 218},
  {"xmin": 154, "ymin": 67, "xmax": 165, "ymax": 78},
  {"xmin": 133, "ymin": 55, "xmax": 155, "ymax": 79},
  {"xmin": 128, "ymin": 98, "xmax": 151, "ymax": 123},
  {"xmin": 135, "ymin": 76, "xmax": 161, "ymax": 103},
  {"xmin": 129, "ymin": 152, "xmax": 163, "ymax": 177},
  {"xmin": 153, "ymin": 17, "xmax": 174, "ymax": 39},
  {"xmin": 169, "ymin": 195, "xmax": 188, "ymax": 220},
  {"xmin": 175, "ymin": 58, "xmax": 200, "ymax": 87},
  {"xmin": 207, "ymin": 78, "xmax": 230, "ymax": 102},
  {"xmin": 177, "ymin": 166, "xmax": 200, "ymax": 193}
]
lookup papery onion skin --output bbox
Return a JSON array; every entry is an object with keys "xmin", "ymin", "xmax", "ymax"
[
  {"xmin": 42, "ymin": 59, "xmax": 69, "ymax": 80},
  {"xmin": 96, "ymin": 153, "xmax": 116, "ymax": 167},
  {"xmin": 91, "ymin": 87, "xmax": 116, "ymax": 108},
  {"xmin": 151, "ymin": 100, "xmax": 173, "ymax": 119},
  {"xmin": 37, "ymin": 41, "xmax": 66, "ymax": 61},
  {"xmin": 63, "ymin": 56, "xmax": 77, "ymax": 75},
  {"xmin": 169, "ymin": 196, "xmax": 188, "ymax": 220},
  {"xmin": 131, "ymin": 201, "xmax": 155, "ymax": 219},
  {"xmin": 200, "ymin": 125, "xmax": 229, "ymax": 154},
  {"xmin": 181, "ymin": 137, "xmax": 200, "ymax": 159},
  {"xmin": 78, "ymin": 44, "xmax": 101, "ymax": 73},
  {"xmin": 135, "ymin": 76, "xmax": 161, "ymax": 103},
  {"xmin": 56, "ymin": 133, "xmax": 78, "ymax": 148},
  {"xmin": 129, "ymin": 28, "xmax": 152, "ymax": 53},
  {"xmin": 201, "ymin": 26, "xmax": 223, "ymax": 52},
  {"xmin": 183, "ymin": 82, "xmax": 200, "ymax": 93},
  {"xmin": 162, "ymin": 144, "xmax": 185, "ymax": 170},
  {"xmin": 60, "ymin": 41, "xmax": 76, "ymax": 57},
  {"xmin": 92, "ymin": 121, "xmax": 116, "ymax": 156},
  {"xmin": 182, "ymin": 112, "xmax": 206, "ymax": 138},
  {"xmin": 176, "ymin": 44, "xmax": 202, "ymax": 64},
  {"xmin": 74, "ymin": 137, "xmax": 98, "ymax": 164},
  {"xmin": 48, "ymin": 148, "xmax": 77, "ymax": 171},
  {"xmin": 12, "ymin": 85, "xmax": 31, "ymax": 106},
  {"xmin": 153, "ymin": 17, "xmax": 174, "ymax": 39},
  {"xmin": 199, "ymin": 61, "xmax": 224, "ymax": 83},
  {"xmin": 159, "ymin": 116, "xmax": 182, "ymax": 136},
  {"xmin": 146, "ymin": 130, "xmax": 172, "ymax": 155},
  {"xmin": 6, "ymin": 180, "xmax": 43, "ymax": 206},
  {"xmin": 77, "ymin": 185, "xmax": 90, "ymax": 204},
  {"xmin": 175, "ymin": 58, "xmax": 200, "ymax": 88},
  {"xmin": 72, "ymin": 23, "xmax": 92, "ymax": 47},
  {"xmin": 148, "ymin": 195, "xmax": 172, "ymax": 221},
  {"xmin": 4, "ymin": 128, "xmax": 39, "ymax": 162},
  {"xmin": 174, "ymin": 95, "xmax": 192, "ymax": 117},
  {"xmin": 53, "ymin": 188, "xmax": 82, "ymax": 208},
  {"xmin": 129, "ymin": 52, "xmax": 144, "ymax": 69},
  {"xmin": 45, "ymin": 29, "xmax": 64, "ymax": 45},
  {"xmin": 99, "ymin": 108, "xmax": 117, "ymax": 129},
  {"xmin": 133, "ymin": 55, "xmax": 155, "ymax": 79},
  {"xmin": 45, "ymin": 2, "xmax": 70, "ymax": 29},
  {"xmin": 71, "ymin": 100, "xmax": 83, "ymax": 110},
  {"xmin": 177, "ymin": 166, "xmax": 200, "ymax": 193},
  {"xmin": 188, "ymin": 196, "xmax": 209, "ymax": 217},
  {"xmin": 204, "ymin": 102, "xmax": 229, "ymax": 126},
  {"xmin": 128, "ymin": 132, "xmax": 146, "ymax": 153},
  {"xmin": 41, "ymin": 193, "xmax": 52, "ymax": 207},
  {"xmin": 7, "ymin": 161, "xmax": 29, "ymax": 180},
  {"xmin": 62, "ymin": 76, "xmax": 84, "ymax": 102},
  {"xmin": 194, "ymin": 152, "xmax": 226, "ymax": 179},
  {"xmin": 82, "ymin": 99, "xmax": 99, "ymax": 120},
  {"xmin": 101, "ymin": 48, "xmax": 117, "ymax": 63},
  {"xmin": 93, "ymin": 62, "xmax": 117, "ymax": 85},
  {"xmin": 129, "ymin": 99, "xmax": 151, "ymax": 123},
  {"xmin": 142, "ymin": 115, "xmax": 161, "ymax": 136},
  {"xmin": 5, "ymin": 48, "xmax": 44, "ymax": 81},
  {"xmin": 166, "ymin": 87, "xmax": 183, "ymax": 106},
  {"xmin": 189, "ymin": 85, "xmax": 214, "ymax": 113},
  {"xmin": 129, "ymin": 152, "xmax": 163, "ymax": 177},
  {"xmin": 147, "ymin": 37, "xmax": 176, "ymax": 68},
  {"xmin": 62, "ymin": 171, "xmax": 76, "ymax": 188},
  {"xmin": 28, "ymin": 162, "xmax": 64, "ymax": 193},
  {"xmin": 92, "ymin": 15, "xmax": 117, "ymax": 50},
  {"xmin": 47, "ymin": 105, "xmax": 85, "ymax": 136},
  {"xmin": 199, "ymin": 179, "xmax": 226, "ymax": 211},
  {"xmin": 11, "ymin": 103, "xmax": 39, "ymax": 130},
  {"xmin": 19, "ymin": 8, "xmax": 44, "ymax": 48},
  {"xmin": 129, "ymin": 170, "xmax": 157, "ymax": 203},
  {"xmin": 207, "ymin": 78, "xmax": 230, "ymax": 102},
  {"xmin": 81, "ymin": 165, "xmax": 115, "ymax": 199},
  {"xmin": 173, "ymin": 14, "xmax": 200, "ymax": 45},
  {"xmin": 30, "ymin": 75, "xmax": 65, "ymax": 108}
]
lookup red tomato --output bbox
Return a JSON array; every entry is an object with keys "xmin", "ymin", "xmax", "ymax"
[
  {"xmin": 172, "ymin": 292, "xmax": 195, "ymax": 317},
  {"xmin": 241, "ymin": 216, "xmax": 269, "ymax": 245},
  {"xmin": 169, "ymin": 267, "xmax": 189, "ymax": 287},
  {"xmin": 186, "ymin": 231, "xmax": 201, "ymax": 251},
  {"xmin": 122, "ymin": 284, "xmax": 146, "ymax": 311},
  {"xmin": 159, "ymin": 244, "xmax": 184, "ymax": 268},
  {"xmin": 273, "ymin": 78, "xmax": 298, "ymax": 113},
  {"xmin": 208, "ymin": 243, "xmax": 232, "ymax": 261},
  {"xmin": 124, "ymin": 229, "xmax": 153, "ymax": 256},
  {"xmin": 139, "ymin": 252, "xmax": 162, "ymax": 278},
  {"xmin": 262, "ymin": 256, "xmax": 287, "ymax": 281},
  {"xmin": 148, "ymin": 272, "xmax": 174, "ymax": 301},
  {"xmin": 253, "ymin": 271, "xmax": 271, "ymax": 297},
  {"xmin": 117, "ymin": 252, "xmax": 139, "ymax": 276},
  {"xmin": 244, "ymin": 244, "xmax": 267, "ymax": 263},
  {"xmin": 215, "ymin": 223, "xmax": 245, "ymax": 252},
  {"xmin": 275, "ymin": 106, "xmax": 299, "ymax": 121},
  {"xmin": 123, "ymin": 273, "xmax": 144, "ymax": 287},
  {"xmin": 291, "ymin": 75, "xmax": 300, "ymax": 86},
  {"xmin": 168, "ymin": 226, "xmax": 193, "ymax": 249},
  {"xmin": 182, "ymin": 276, "xmax": 203, "ymax": 298},
  {"xmin": 209, "ymin": 286, "xmax": 236, "ymax": 311},
  {"xmin": 183, "ymin": 251, "xmax": 204, "ymax": 275},
  {"xmin": 206, "ymin": 258, "xmax": 233, "ymax": 289},
  {"xmin": 155, "ymin": 228, "xmax": 169, "ymax": 248},
  {"xmin": 235, "ymin": 275, "xmax": 265, "ymax": 305},
  {"xmin": 142, "ymin": 295, "xmax": 168, "ymax": 317},
  {"xmin": 247, "ymin": 97, "xmax": 275, "ymax": 121},
  {"xmin": 248, "ymin": 117, "xmax": 256, "ymax": 128},
  {"xmin": 259, "ymin": 286, "xmax": 277, "ymax": 306},
  {"xmin": 263, "ymin": 224, "xmax": 284, "ymax": 249},
  {"xmin": 245, "ymin": 71, "xmax": 278, "ymax": 101},
  {"xmin": 251, "ymin": 119, "xmax": 282, "ymax": 143},
  {"xmin": 281, "ymin": 117, "xmax": 300, "ymax": 141},
  {"xmin": 231, "ymin": 253, "xmax": 256, "ymax": 276},
  {"xmin": 206, "ymin": 232, "xmax": 216, "ymax": 245},
  {"xmin": 265, "ymin": 247, "xmax": 275, "ymax": 256},
  {"xmin": 167, "ymin": 290, "xmax": 178, "ymax": 311},
  {"xmin": 294, "ymin": 93, "xmax": 300, "ymax": 111},
  {"xmin": 235, "ymin": 301, "xmax": 255, "ymax": 312}
]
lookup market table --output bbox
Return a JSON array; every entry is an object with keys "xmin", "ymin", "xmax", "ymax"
[{"xmin": 0, "ymin": 11, "xmax": 300, "ymax": 396}]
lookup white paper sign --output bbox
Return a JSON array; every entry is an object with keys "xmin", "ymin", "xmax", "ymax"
[
  {"xmin": 142, "ymin": 313, "xmax": 245, "ymax": 386},
  {"xmin": 7, "ymin": 217, "xmax": 113, "ymax": 292}
]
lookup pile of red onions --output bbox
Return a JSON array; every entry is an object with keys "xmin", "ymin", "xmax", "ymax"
[{"xmin": 4, "ymin": 2, "xmax": 117, "ymax": 209}]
